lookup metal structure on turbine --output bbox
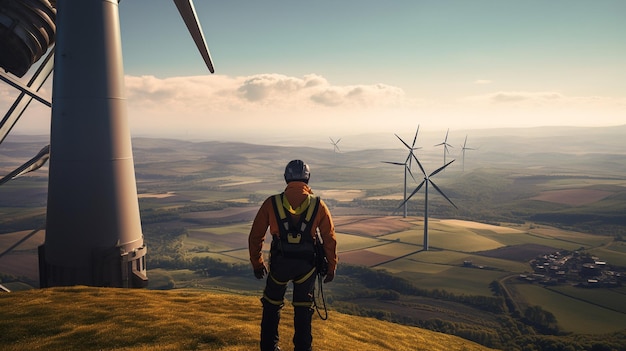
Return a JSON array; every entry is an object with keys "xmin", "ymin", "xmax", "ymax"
[
  {"xmin": 0, "ymin": 0, "xmax": 214, "ymax": 288},
  {"xmin": 0, "ymin": 145, "xmax": 50, "ymax": 186},
  {"xmin": 434, "ymin": 128, "xmax": 453, "ymax": 167},
  {"xmin": 381, "ymin": 126, "xmax": 420, "ymax": 218},
  {"xmin": 329, "ymin": 137, "xmax": 341, "ymax": 153},
  {"xmin": 397, "ymin": 156, "xmax": 457, "ymax": 251}
]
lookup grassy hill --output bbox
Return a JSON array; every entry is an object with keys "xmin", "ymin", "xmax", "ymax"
[{"xmin": 0, "ymin": 286, "xmax": 495, "ymax": 351}]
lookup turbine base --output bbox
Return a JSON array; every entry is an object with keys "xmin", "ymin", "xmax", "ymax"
[{"xmin": 38, "ymin": 244, "xmax": 147, "ymax": 288}]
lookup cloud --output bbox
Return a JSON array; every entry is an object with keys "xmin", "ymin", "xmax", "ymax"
[
  {"xmin": 121, "ymin": 73, "xmax": 413, "ymax": 137},
  {"xmin": 125, "ymin": 73, "xmax": 410, "ymax": 115},
  {"xmin": 2, "ymin": 73, "xmax": 624, "ymax": 140}
]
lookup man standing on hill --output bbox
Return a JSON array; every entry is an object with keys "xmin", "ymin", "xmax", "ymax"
[{"xmin": 248, "ymin": 159, "xmax": 338, "ymax": 351}]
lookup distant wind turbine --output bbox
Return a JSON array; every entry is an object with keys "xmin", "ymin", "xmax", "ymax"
[
  {"xmin": 460, "ymin": 135, "xmax": 475, "ymax": 172},
  {"xmin": 395, "ymin": 125, "xmax": 421, "ymax": 171},
  {"xmin": 329, "ymin": 137, "xmax": 341, "ymax": 153},
  {"xmin": 397, "ymin": 156, "xmax": 457, "ymax": 251},
  {"xmin": 434, "ymin": 129, "xmax": 453, "ymax": 167},
  {"xmin": 382, "ymin": 126, "xmax": 421, "ymax": 217},
  {"xmin": 381, "ymin": 154, "xmax": 416, "ymax": 218}
]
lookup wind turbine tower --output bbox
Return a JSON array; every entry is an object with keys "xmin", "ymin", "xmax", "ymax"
[
  {"xmin": 398, "ymin": 156, "xmax": 457, "ymax": 251},
  {"xmin": 0, "ymin": 0, "xmax": 214, "ymax": 288},
  {"xmin": 434, "ymin": 128, "xmax": 453, "ymax": 167},
  {"xmin": 460, "ymin": 135, "xmax": 475, "ymax": 172},
  {"xmin": 381, "ymin": 126, "xmax": 420, "ymax": 218}
]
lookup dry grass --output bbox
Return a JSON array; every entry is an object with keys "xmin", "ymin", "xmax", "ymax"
[{"xmin": 0, "ymin": 286, "xmax": 496, "ymax": 351}]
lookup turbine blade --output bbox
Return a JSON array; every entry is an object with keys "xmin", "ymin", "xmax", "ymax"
[
  {"xmin": 429, "ymin": 180, "xmax": 458, "ymax": 209},
  {"xmin": 430, "ymin": 159, "xmax": 455, "ymax": 177},
  {"xmin": 394, "ymin": 134, "xmax": 413, "ymax": 150},
  {"xmin": 411, "ymin": 125, "xmax": 420, "ymax": 148},
  {"xmin": 381, "ymin": 161, "xmax": 405, "ymax": 166},
  {"xmin": 406, "ymin": 165, "xmax": 417, "ymax": 183},
  {"xmin": 396, "ymin": 180, "xmax": 426, "ymax": 210},
  {"xmin": 173, "ymin": 0, "xmax": 215, "ymax": 73},
  {"xmin": 411, "ymin": 153, "xmax": 427, "ymax": 176}
]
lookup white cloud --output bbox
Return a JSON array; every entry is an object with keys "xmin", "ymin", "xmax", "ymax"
[
  {"xmin": 122, "ymin": 73, "xmax": 415, "ymax": 138},
  {"xmin": 1, "ymin": 74, "xmax": 624, "ymax": 141}
]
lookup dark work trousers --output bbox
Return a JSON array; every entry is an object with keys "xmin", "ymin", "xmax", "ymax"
[{"xmin": 260, "ymin": 255, "xmax": 317, "ymax": 351}]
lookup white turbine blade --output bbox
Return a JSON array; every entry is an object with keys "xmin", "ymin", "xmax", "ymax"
[
  {"xmin": 406, "ymin": 165, "xmax": 417, "ymax": 183},
  {"xmin": 394, "ymin": 133, "xmax": 413, "ymax": 151},
  {"xmin": 381, "ymin": 161, "xmax": 405, "ymax": 166},
  {"xmin": 396, "ymin": 179, "xmax": 426, "ymax": 210},
  {"xmin": 173, "ymin": 0, "xmax": 215, "ymax": 73},
  {"xmin": 430, "ymin": 159, "xmax": 455, "ymax": 177},
  {"xmin": 411, "ymin": 153, "xmax": 427, "ymax": 176},
  {"xmin": 429, "ymin": 180, "xmax": 458, "ymax": 209},
  {"xmin": 411, "ymin": 125, "xmax": 420, "ymax": 148},
  {"xmin": 404, "ymin": 152, "xmax": 412, "ymax": 164}
]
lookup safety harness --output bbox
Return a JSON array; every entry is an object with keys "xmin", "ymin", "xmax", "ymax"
[
  {"xmin": 271, "ymin": 193, "xmax": 320, "ymax": 259},
  {"xmin": 271, "ymin": 192, "xmax": 329, "ymax": 320}
]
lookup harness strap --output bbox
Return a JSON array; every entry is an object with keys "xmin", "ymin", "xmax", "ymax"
[{"xmin": 272, "ymin": 193, "xmax": 320, "ymax": 242}]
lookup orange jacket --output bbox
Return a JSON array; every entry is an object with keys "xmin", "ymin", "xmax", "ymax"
[{"xmin": 248, "ymin": 181, "xmax": 337, "ymax": 274}]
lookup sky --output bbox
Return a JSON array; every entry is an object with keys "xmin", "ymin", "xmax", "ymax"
[{"xmin": 1, "ymin": 0, "xmax": 625, "ymax": 142}]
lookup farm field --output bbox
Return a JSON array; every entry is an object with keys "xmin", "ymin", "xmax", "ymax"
[
  {"xmin": 509, "ymin": 283, "xmax": 626, "ymax": 334},
  {"xmin": 147, "ymin": 211, "xmax": 625, "ymax": 335},
  {"xmin": 2, "ymin": 209, "xmax": 624, "ymax": 335},
  {"xmin": 2, "ymin": 133, "xmax": 626, "ymax": 350}
]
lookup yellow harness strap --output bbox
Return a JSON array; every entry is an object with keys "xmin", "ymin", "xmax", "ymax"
[{"xmin": 274, "ymin": 194, "xmax": 318, "ymax": 221}]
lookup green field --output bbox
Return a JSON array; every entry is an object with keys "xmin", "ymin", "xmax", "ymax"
[
  {"xmin": 166, "ymin": 214, "xmax": 626, "ymax": 336},
  {"xmin": 510, "ymin": 283, "xmax": 626, "ymax": 334}
]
